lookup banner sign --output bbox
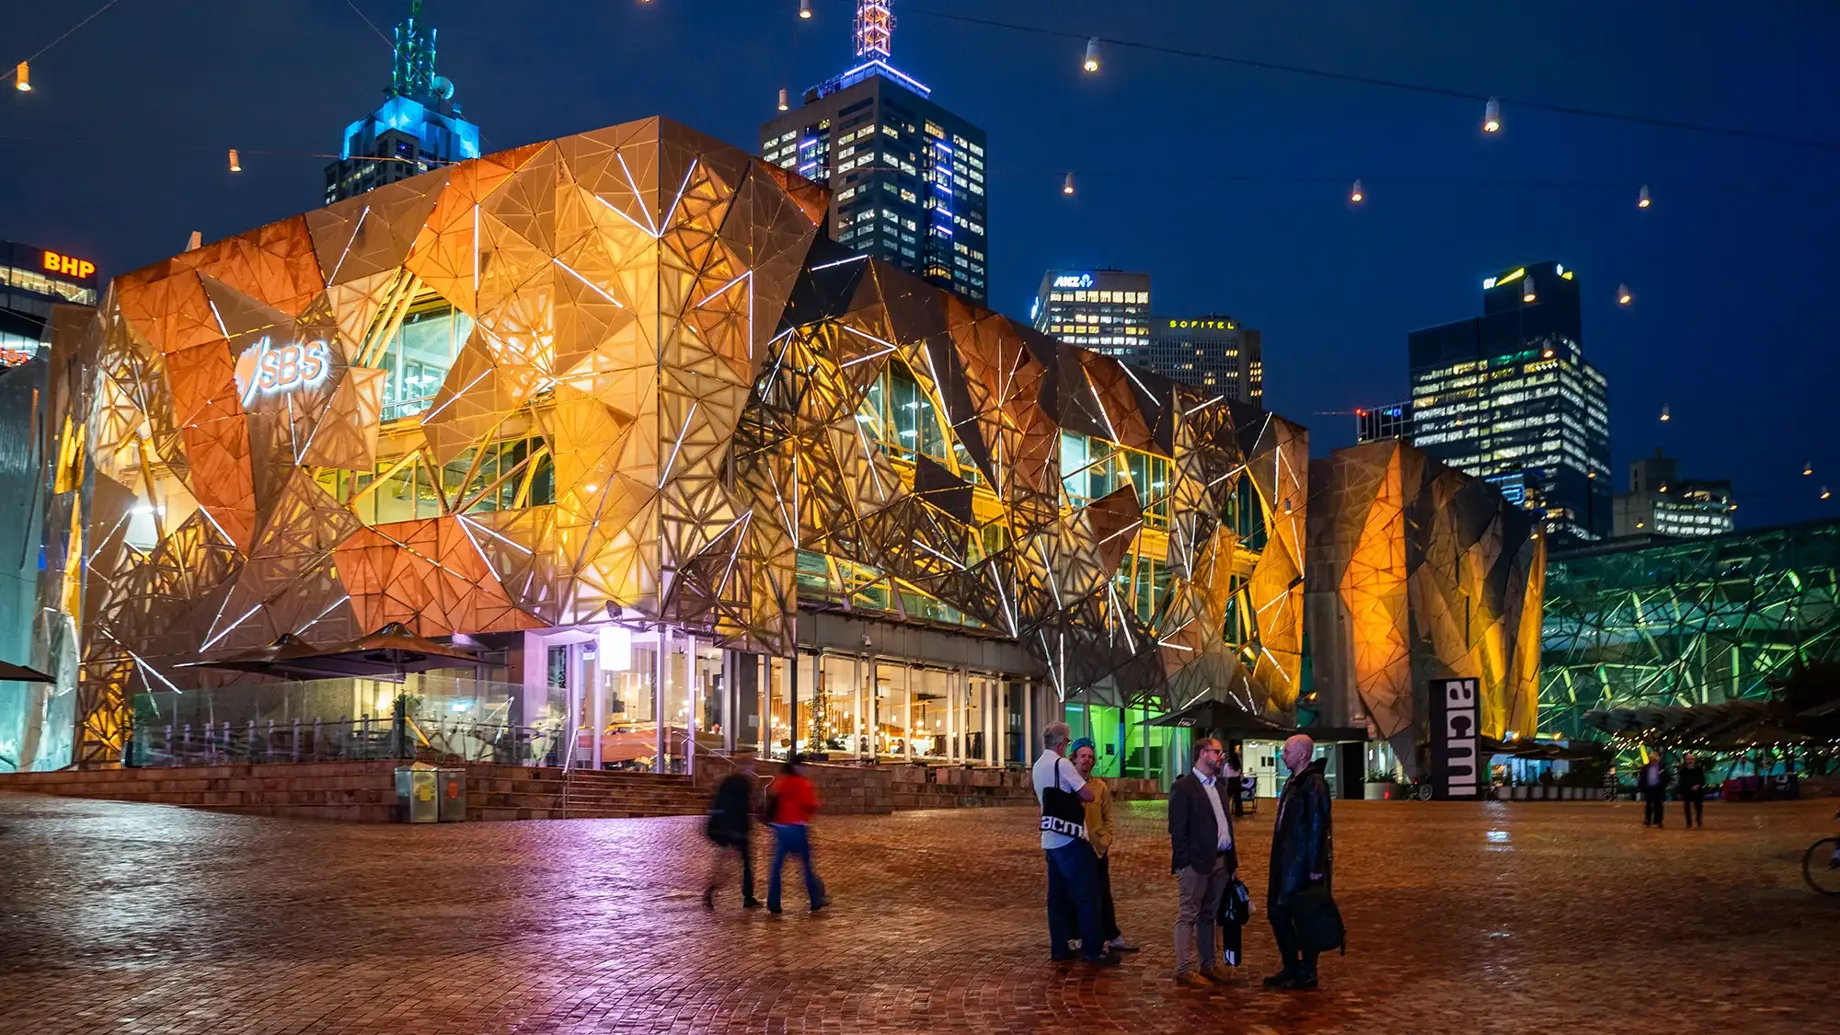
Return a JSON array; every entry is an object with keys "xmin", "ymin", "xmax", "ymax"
[{"xmin": 1428, "ymin": 677, "xmax": 1481, "ymax": 800}]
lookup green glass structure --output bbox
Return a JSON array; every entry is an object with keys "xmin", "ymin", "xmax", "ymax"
[{"xmin": 1540, "ymin": 519, "xmax": 1840, "ymax": 737}]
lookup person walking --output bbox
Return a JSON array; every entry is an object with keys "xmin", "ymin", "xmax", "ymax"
[
  {"xmin": 1635, "ymin": 754, "xmax": 1669, "ymax": 828},
  {"xmin": 1169, "ymin": 736, "xmax": 1236, "ymax": 988},
  {"xmin": 1070, "ymin": 738, "xmax": 1137, "ymax": 954},
  {"xmin": 1034, "ymin": 722, "xmax": 1119, "ymax": 967},
  {"xmin": 1223, "ymin": 749, "xmax": 1247, "ymax": 818},
  {"xmin": 703, "ymin": 761, "xmax": 762, "ymax": 910},
  {"xmin": 1677, "ymin": 752, "xmax": 1707, "ymax": 829},
  {"xmin": 766, "ymin": 754, "xmax": 829, "ymax": 914},
  {"xmin": 1266, "ymin": 734, "xmax": 1331, "ymax": 992}
]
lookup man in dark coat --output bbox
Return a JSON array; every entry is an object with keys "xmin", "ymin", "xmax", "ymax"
[
  {"xmin": 1677, "ymin": 753, "xmax": 1707, "ymax": 828},
  {"xmin": 1266, "ymin": 734, "xmax": 1332, "ymax": 991},
  {"xmin": 703, "ymin": 763, "xmax": 761, "ymax": 910}
]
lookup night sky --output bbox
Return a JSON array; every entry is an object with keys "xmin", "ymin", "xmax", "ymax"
[{"xmin": 4, "ymin": 0, "xmax": 1836, "ymax": 529}]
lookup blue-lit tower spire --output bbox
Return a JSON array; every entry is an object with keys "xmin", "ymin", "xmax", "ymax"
[
  {"xmin": 759, "ymin": 0, "xmax": 990, "ymax": 304},
  {"xmin": 324, "ymin": 0, "xmax": 482, "ymax": 204}
]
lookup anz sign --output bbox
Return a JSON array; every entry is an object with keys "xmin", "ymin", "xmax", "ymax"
[{"xmin": 1051, "ymin": 273, "xmax": 1095, "ymax": 289}]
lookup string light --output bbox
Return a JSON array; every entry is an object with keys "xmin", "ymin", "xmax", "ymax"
[
  {"xmin": 1805, "ymin": 463, "xmax": 1814, "ymax": 477},
  {"xmin": 778, "ymin": 87, "xmax": 790, "ymax": 112},
  {"xmin": 1659, "ymin": 403, "xmax": 1671, "ymax": 422},
  {"xmin": 1483, "ymin": 97, "xmax": 1501, "ymax": 133},
  {"xmin": 1522, "ymin": 275, "xmax": 1537, "ymax": 303},
  {"xmin": 1617, "ymin": 283, "xmax": 1632, "ymax": 305},
  {"xmin": 13, "ymin": 61, "xmax": 28, "ymax": 92},
  {"xmin": 1349, "ymin": 178, "xmax": 1364, "ymax": 203},
  {"xmin": 228, "ymin": 148, "xmax": 241, "ymax": 173},
  {"xmin": 1823, "ymin": 487, "xmax": 1832, "ymax": 501},
  {"xmin": 1084, "ymin": 38, "xmax": 1101, "ymax": 73},
  {"xmin": 1062, "ymin": 172, "xmax": 1075, "ymax": 195},
  {"xmin": 799, "ymin": 0, "xmax": 813, "ymax": 19},
  {"xmin": 1638, "ymin": 184, "xmax": 1652, "ymax": 208}
]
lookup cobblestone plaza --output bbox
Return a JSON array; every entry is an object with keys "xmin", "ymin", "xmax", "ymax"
[{"xmin": 2, "ymin": 796, "xmax": 1836, "ymax": 1033}]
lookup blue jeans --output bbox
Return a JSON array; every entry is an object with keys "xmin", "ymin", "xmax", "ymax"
[
  {"xmin": 768, "ymin": 823, "xmax": 825, "ymax": 911},
  {"xmin": 1045, "ymin": 840, "xmax": 1105, "ymax": 959}
]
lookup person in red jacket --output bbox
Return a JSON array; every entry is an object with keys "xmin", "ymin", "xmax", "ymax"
[{"xmin": 767, "ymin": 754, "xmax": 830, "ymax": 914}]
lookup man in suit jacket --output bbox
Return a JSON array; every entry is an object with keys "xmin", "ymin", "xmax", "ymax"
[{"xmin": 1168, "ymin": 736, "xmax": 1236, "ymax": 988}]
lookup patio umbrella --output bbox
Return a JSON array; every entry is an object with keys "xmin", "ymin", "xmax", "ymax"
[
  {"xmin": 0, "ymin": 660, "xmax": 55, "ymax": 683},
  {"xmin": 180, "ymin": 623, "xmax": 482, "ymax": 679}
]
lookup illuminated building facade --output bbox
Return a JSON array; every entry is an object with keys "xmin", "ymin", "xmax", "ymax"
[
  {"xmin": 1408, "ymin": 261, "xmax": 1611, "ymax": 542},
  {"xmin": 1306, "ymin": 440, "xmax": 1545, "ymax": 769},
  {"xmin": 1611, "ymin": 449, "xmax": 1736, "ymax": 538},
  {"xmin": 1354, "ymin": 402, "xmax": 1411, "ymax": 444},
  {"xmin": 1540, "ymin": 519, "xmax": 1840, "ymax": 738},
  {"xmin": 0, "ymin": 241, "xmax": 97, "ymax": 771},
  {"xmin": 759, "ymin": 0, "xmax": 988, "ymax": 304},
  {"xmin": 1031, "ymin": 270, "xmax": 1151, "ymax": 362},
  {"xmin": 324, "ymin": 1, "xmax": 482, "ymax": 204},
  {"xmin": 1145, "ymin": 315, "xmax": 1262, "ymax": 402},
  {"xmin": 33, "ymin": 116, "xmax": 1308, "ymax": 781}
]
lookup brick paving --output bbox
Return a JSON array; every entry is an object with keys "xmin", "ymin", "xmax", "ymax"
[{"xmin": 1, "ymin": 791, "xmax": 1836, "ymax": 1034}]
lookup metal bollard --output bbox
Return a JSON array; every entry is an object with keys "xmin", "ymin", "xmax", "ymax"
[
  {"xmin": 181, "ymin": 723, "xmax": 191, "ymax": 765},
  {"xmin": 312, "ymin": 717, "xmax": 323, "ymax": 761},
  {"xmin": 246, "ymin": 719, "xmax": 257, "ymax": 762},
  {"xmin": 222, "ymin": 721, "xmax": 232, "ymax": 765},
  {"xmin": 163, "ymin": 725, "xmax": 174, "ymax": 766},
  {"xmin": 362, "ymin": 713, "xmax": 371, "ymax": 760},
  {"xmin": 292, "ymin": 718, "xmax": 301, "ymax": 762},
  {"xmin": 266, "ymin": 719, "xmax": 276, "ymax": 761}
]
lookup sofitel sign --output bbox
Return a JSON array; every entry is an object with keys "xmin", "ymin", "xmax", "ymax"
[
  {"xmin": 234, "ymin": 335, "xmax": 331, "ymax": 402},
  {"xmin": 1427, "ymin": 677, "xmax": 1481, "ymax": 800}
]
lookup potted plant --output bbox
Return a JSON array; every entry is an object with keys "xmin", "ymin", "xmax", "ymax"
[{"xmin": 1364, "ymin": 768, "xmax": 1401, "ymax": 800}]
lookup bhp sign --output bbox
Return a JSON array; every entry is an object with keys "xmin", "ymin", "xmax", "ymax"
[
  {"xmin": 41, "ymin": 250, "xmax": 97, "ymax": 281},
  {"xmin": 1428, "ymin": 677, "xmax": 1481, "ymax": 800}
]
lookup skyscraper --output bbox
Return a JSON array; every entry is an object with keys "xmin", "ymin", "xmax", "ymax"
[
  {"xmin": 1407, "ymin": 261, "xmax": 1611, "ymax": 541},
  {"xmin": 1030, "ymin": 270, "xmax": 1150, "ymax": 361},
  {"xmin": 1145, "ymin": 314, "xmax": 1262, "ymax": 402},
  {"xmin": 324, "ymin": 1, "xmax": 481, "ymax": 204},
  {"xmin": 759, "ymin": 0, "xmax": 989, "ymax": 304},
  {"xmin": 1612, "ymin": 449, "xmax": 1736, "ymax": 538}
]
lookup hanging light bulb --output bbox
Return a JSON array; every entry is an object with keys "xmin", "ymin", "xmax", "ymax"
[
  {"xmin": 1062, "ymin": 172, "xmax": 1075, "ymax": 195},
  {"xmin": 778, "ymin": 87, "xmax": 789, "ymax": 112},
  {"xmin": 13, "ymin": 61, "xmax": 29, "ymax": 92},
  {"xmin": 799, "ymin": 0, "xmax": 813, "ymax": 18},
  {"xmin": 1483, "ymin": 97, "xmax": 1501, "ymax": 133},
  {"xmin": 1617, "ymin": 284, "xmax": 1632, "ymax": 305},
  {"xmin": 1638, "ymin": 184, "xmax": 1652, "ymax": 209},
  {"xmin": 1349, "ymin": 179, "xmax": 1364, "ymax": 203},
  {"xmin": 1824, "ymin": 487, "xmax": 1833, "ymax": 501},
  {"xmin": 1522, "ymin": 275, "xmax": 1537, "ymax": 303},
  {"xmin": 1084, "ymin": 38, "xmax": 1101, "ymax": 73},
  {"xmin": 1659, "ymin": 403, "xmax": 1671, "ymax": 422},
  {"xmin": 1805, "ymin": 462, "xmax": 1814, "ymax": 477},
  {"xmin": 228, "ymin": 148, "xmax": 242, "ymax": 173}
]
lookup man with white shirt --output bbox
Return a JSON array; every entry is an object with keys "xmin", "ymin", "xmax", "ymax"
[
  {"xmin": 1033, "ymin": 722, "xmax": 1120, "ymax": 967},
  {"xmin": 1167, "ymin": 736, "xmax": 1236, "ymax": 987}
]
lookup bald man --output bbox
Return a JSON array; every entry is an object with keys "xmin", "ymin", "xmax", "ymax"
[{"xmin": 1266, "ymin": 734, "xmax": 1332, "ymax": 991}]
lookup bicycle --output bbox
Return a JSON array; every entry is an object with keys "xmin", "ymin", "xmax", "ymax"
[{"xmin": 1803, "ymin": 809, "xmax": 1840, "ymax": 897}]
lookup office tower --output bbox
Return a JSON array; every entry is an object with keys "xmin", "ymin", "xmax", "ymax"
[
  {"xmin": 1145, "ymin": 315, "xmax": 1262, "ymax": 402},
  {"xmin": 0, "ymin": 240, "xmax": 99, "ymax": 365},
  {"xmin": 1612, "ymin": 449, "xmax": 1736, "ymax": 538},
  {"xmin": 1030, "ymin": 270, "xmax": 1150, "ymax": 361},
  {"xmin": 1408, "ymin": 261, "xmax": 1611, "ymax": 541},
  {"xmin": 760, "ymin": 0, "xmax": 989, "ymax": 303},
  {"xmin": 1355, "ymin": 402, "xmax": 1412, "ymax": 444},
  {"xmin": 324, "ymin": 0, "xmax": 481, "ymax": 204}
]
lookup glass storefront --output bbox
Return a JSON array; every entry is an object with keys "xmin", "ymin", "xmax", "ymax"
[
  {"xmin": 1064, "ymin": 699, "xmax": 1191, "ymax": 786},
  {"xmin": 526, "ymin": 626, "xmax": 1047, "ymax": 771}
]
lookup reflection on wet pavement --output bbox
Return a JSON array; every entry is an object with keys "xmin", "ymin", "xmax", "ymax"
[{"xmin": 1, "ymin": 792, "xmax": 1836, "ymax": 1033}]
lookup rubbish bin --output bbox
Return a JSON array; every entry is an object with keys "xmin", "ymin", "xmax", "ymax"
[
  {"xmin": 436, "ymin": 767, "xmax": 466, "ymax": 822},
  {"xmin": 394, "ymin": 762, "xmax": 439, "ymax": 823}
]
